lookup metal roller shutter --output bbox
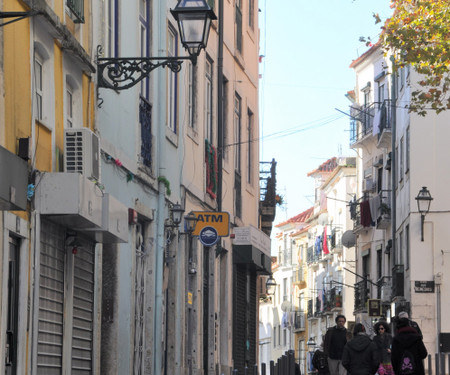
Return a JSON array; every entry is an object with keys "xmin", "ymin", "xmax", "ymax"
[
  {"xmin": 38, "ymin": 220, "xmax": 65, "ymax": 374},
  {"xmin": 71, "ymin": 245, "xmax": 94, "ymax": 373}
]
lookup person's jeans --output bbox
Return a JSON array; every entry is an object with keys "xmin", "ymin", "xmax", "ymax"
[{"xmin": 327, "ymin": 358, "xmax": 347, "ymax": 375}]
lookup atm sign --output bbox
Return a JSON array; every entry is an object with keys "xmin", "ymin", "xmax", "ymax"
[{"xmin": 192, "ymin": 211, "xmax": 230, "ymax": 237}]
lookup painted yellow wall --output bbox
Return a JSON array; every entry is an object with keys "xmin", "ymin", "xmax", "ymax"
[
  {"xmin": 54, "ymin": 43, "xmax": 64, "ymax": 156},
  {"xmin": 4, "ymin": 0, "xmax": 31, "ymax": 154},
  {"xmin": 35, "ymin": 123, "xmax": 52, "ymax": 171},
  {"xmin": 82, "ymin": 73, "xmax": 95, "ymax": 131}
]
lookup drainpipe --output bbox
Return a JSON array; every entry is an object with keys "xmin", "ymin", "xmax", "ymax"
[
  {"xmin": 153, "ymin": 0, "xmax": 167, "ymax": 373},
  {"xmin": 390, "ymin": 56, "xmax": 397, "ymax": 276},
  {"xmin": 217, "ymin": 0, "xmax": 224, "ymax": 213}
]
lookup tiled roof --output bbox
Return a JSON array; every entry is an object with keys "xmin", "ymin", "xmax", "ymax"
[
  {"xmin": 307, "ymin": 157, "xmax": 338, "ymax": 177},
  {"xmin": 349, "ymin": 42, "xmax": 381, "ymax": 69},
  {"xmin": 275, "ymin": 207, "xmax": 314, "ymax": 228}
]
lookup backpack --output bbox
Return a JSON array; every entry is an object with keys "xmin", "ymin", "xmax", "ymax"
[
  {"xmin": 315, "ymin": 352, "xmax": 327, "ymax": 369},
  {"xmin": 399, "ymin": 349, "xmax": 416, "ymax": 374}
]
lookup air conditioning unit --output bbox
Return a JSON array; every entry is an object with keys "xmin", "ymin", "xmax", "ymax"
[
  {"xmin": 362, "ymin": 178, "xmax": 374, "ymax": 192},
  {"xmin": 64, "ymin": 128, "xmax": 100, "ymax": 181}
]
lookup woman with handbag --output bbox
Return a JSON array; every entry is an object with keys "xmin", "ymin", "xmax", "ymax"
[{"xmin": 373, "ymin": 321, "xmax": 394, "ymax": 375}]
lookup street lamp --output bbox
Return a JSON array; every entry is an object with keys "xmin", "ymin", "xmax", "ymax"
[
  {"xmin": 166, "ymin": 203, "xmax": 185, "ymax": 229},
  {"xmin": 415, "ymin": 186, "xmax": 433, "ymax": 241},
  {"xmin": 184, "ymin": 211, "xmax": 198, "ymax": 233},
  {"xmin": 97, "ymin": 0, "xmax": 216, "ymax": 90},
  {"xmin": 265, "ymin": 275, "xmax": 277, "ymax": 296}
]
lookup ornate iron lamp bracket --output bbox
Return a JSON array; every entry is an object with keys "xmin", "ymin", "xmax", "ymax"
[{"xmin": 97, "ymin": 46, "xmax": 194, "ymax": 91}]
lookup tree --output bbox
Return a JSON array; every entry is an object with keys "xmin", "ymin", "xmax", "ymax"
[{"xmin": 380, "ymin": 0, "xmax": 450, "ymax": 115}]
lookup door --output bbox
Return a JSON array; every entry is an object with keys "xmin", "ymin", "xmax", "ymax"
[{"xmin": 6, "ymin": 237, "xmax": 20, "ymax": 375}]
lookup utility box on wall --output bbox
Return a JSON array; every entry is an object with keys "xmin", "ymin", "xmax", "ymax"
[{"xmin": 0, "ymin": 145, "xmax": 28, "ymax": 210}]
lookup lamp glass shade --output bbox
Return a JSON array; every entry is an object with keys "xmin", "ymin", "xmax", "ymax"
[
  {"xmin": 184, "ymin": 212, "xmax": 198, "ymax": 233},
  {"xmin": 265, "ymin": 276, "xmax": 277, "ymax": 296},
  {"xmin": 171, "ymin": 203, "xmax": 185, "ymax": 226},
  {"xmin": 171, "ymin": 0, "xmax": 217, "ymax": 57},
  {"xmin": 415, "ymin": 186, "xmax": 433, "ymax": 214}
]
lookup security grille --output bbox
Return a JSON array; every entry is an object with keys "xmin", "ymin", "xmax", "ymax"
[
  {"xmin": 38, "ymin": 221, "xmax": 65, "ymax": 374},
  {"xmin": 72, "ymin": 246, "xmax": 94, "ymax": 373}
]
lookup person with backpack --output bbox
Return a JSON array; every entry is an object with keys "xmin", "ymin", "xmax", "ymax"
[
  {"xmin": 391, "ymin": 317, "xmax": 427, "ymax": 375},
  {"xmin": 341, "ymin": 323, "xmax": 379, "ymax": 375},
  {"xmin": 312, "ymin": 342, "xmax": 330, "ymax": 374},
  {"xmin": 397, "ymin": 311, "xmax": 423, "ymax": 339}
]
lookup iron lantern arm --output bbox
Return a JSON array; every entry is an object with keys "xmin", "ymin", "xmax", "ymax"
[{"xmin": 97, "ymin": 55, "xmax": 195, "ymax": 91}]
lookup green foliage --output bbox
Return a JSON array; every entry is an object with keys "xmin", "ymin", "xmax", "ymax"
[
  {"xmin": 157, "ymin": 176, "xmax": 171, "ymax": 196},
  {"xmin": 380, "ymin": 0, "xmax": 450, "ymax": 115}
]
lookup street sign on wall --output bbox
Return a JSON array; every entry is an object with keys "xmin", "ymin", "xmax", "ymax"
[{"xmin": 192, "ymin": 211, "xmax": 230, "ymax": 236}]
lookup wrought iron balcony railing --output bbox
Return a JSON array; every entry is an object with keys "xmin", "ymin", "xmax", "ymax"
[
  {"xmin": 293, "ymin": 311, "xmax": 306, "ymax": 331},
  {"xmin": 354, "ymin": 279, "xmax": 369, "ymax": 311},
  {"xmin": 307, "ymin": 299, "xmax": 313, "ymax": 319},
  {"xmin": 377, "ymin": 275, "xmax": 392, "ymax": 302},
  {"xmin": 349, "ymin": 102, "xmax": 376, "ymax": 144}
]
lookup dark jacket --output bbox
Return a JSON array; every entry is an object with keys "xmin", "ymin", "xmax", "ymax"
[
  {"xmin": 342, "ymin": 333, "xmax": 379, "ymax": 375},
  {"xmin": 373, "ymin": 333, "xmax": 393, "ymax": 363},
  {"xmin": 312, "ymin": 349, "xmax": 330, "ymax": 375},
  {"xmin": 324, "ymin": 326, "xmax": 347, "ymax": 360},
  {"xmin": 391, "ymin": 326, "xmax": 427, "ymax": 375}
]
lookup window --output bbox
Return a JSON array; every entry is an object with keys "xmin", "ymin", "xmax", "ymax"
[
  {"xmin": 34, "ymin": 55, "xmax": 43, "ymax": 121},
  {"xmin": 399, "ymin": 137, "xmax": 404, "ymax": 181},
  {"xmin": 406, "ymin": 225, "xmax": 410, "ymax": 269},
  {"xmin": 205, "ymin": 58, "xmax": 213, "ymax": 141},
  {"xmin": 377, "ymin": 248, "xmax": 382, "ymax": 280},
  {"xmin": 222, "ymin": 78, "xmax": 229, "ymax": 160},
  {"xmin": 107, "ymin": 0, "xmax": 119, "ymax": 58},
  {"xmin": 378, "ymin": 82, "xmax": 385, "ymax": 106},
  {"xmin": 140, "ymin": 0, "xmax": 150, "ymax": 98},
  {"xmin": 247, "ymin": 109, "xmax": 253, "ymax": 184},
  {"xmin": 188, "ymin": 64, "xmax": 196, "ymax": 128},
  {"xmin": 167, "ymin": 26, "xmax": 178, "ymax": 133},
  {"xmin": 399, "ymin": 230, "xmax": 404, "ymax": 265},
  {"xmin": 273, "ymin": 326, "xmax": 276, "ymax": 347},
  {"xmin": 234, "ymin": 94, "xmax": 241, "ymax": 172},
  {"xmin": 406, "ymin": 127, "xmax": 410, "ymax": 173},
  {"xmin": 67, "ymin": 0, "xmax": 85, "ymax": 23},
  {"xmin": 248, "ymin": 0, "xmax": 254, "ymax": 29},
  {"xmin": 140, "ymin": 97, "xmax": 152, "ymax": 168},
  {"xmin": 235, "ymin": 0, "xmax": 243, "ymax": 53},
  {"xmin": 66, "ymin": 84, "xmax": 73, "ymax": 128}
]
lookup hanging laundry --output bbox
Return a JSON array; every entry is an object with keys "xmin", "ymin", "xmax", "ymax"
[
  {"xmin": 360, "ymin": 200, "xmax": 372, "ymax": 227},
  {"xmin": 323, "ymin": 226, "xmax": 330, "ymax": 255}
]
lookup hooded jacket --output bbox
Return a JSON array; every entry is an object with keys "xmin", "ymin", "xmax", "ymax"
[
  {"xmin": 391, "ymin": 326, "xmax": 427, "ymax": 375},
  {"xmin": 342, "ymin": 333, "xmax": 379, "ymax": 375}
]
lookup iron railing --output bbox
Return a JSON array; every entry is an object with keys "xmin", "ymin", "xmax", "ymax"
[
  {"xmin": 67, "ymin": 0, "xmax": 84, "ymax": 23},
  {"xmin": 354, "ymin": 279, "xmax": 369, "ymax": 311}
]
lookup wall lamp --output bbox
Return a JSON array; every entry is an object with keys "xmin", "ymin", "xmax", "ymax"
[
  {"xmin": 265, "ymin": 275, "xmax": 277, "ymax": 296},
  {"xmin": 97, "ymin": 0, "xmax": 216, "ymax": 90},
  {"xmin": 415, "ymin": 186, "xmax": 433, "ymax": 241},
  {"xmin": 165, "ymin": 203, "xmax": 185, "ymax": 229},
  {"xmin": 306, "ymin": 337, "xmax": 317, "ymax": 352},
  {"xmin": 184, "ymin": 211, "xmax": 198, "ymax": 233}
]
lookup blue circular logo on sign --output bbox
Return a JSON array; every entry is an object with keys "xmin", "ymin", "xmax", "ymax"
[{"xmin": 199, "ymin": 226, "xmax": 219, "ymax": 247}]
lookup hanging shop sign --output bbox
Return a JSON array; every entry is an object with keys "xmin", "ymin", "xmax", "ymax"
[
  {"xmin": 368, "ymin": 299, "xmax": 381, "ymax": 317},
  {"xmin": 192, "ymin": 211, "xmax": 230, "ymax": 237}
]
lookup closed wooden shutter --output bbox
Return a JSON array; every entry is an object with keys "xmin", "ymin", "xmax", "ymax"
[
  {"xmin": 71, "ymin": 245, "xmax": 95, "ymax": 373},
  {"xmin": 38, "ymin": 220, "xmax": 65, "ymax": 374}
]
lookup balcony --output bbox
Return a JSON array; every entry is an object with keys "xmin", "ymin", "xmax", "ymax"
[
  {"xmin": 377, "ymin": 100, "xmax": 393, "ymax": 149},
  {"xmin": 293, "ymin": 311, "xmax": 306, "ymax": 332},
  {"xmin": 354, "ymin": 279, "xmax": 369, "ymax": 312},
  {"xmin": 314, "ymin": 296, "xmax": 322, "ymax": 317},
  {"xmin": 349, "ymin": 103, "xmax": 376, "ymax": 148},
  {"xmin": 377, "ymin": 276, "xmax": 392, "ymax": 303},
  {"xmin": 293, "ymin": 267, "xmax": 306, "ymax": 289},
  {"xmin": 307, "ymin": 299, "xmax": 314, "ymax": 319},
  {"xmin": 306, "ymin": 246, "xmax": 320, "ymax": 266},
  {"xmin": 376, "ymin": 191, "xmax": 391, "ymax": 230},
  {"xmin": 325, "ymin": 287, "xmax": 343, "ymax": 312},
  {"xmin": 259, "ymin": 159, "xmax": 277, "ymax": 236},
  {"xmin": 392, "ymin": 265, "xmax": 404, "ymax": 298}
]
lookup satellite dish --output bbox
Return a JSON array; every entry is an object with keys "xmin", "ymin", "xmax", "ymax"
[
  {"xmin": 342, "ymin": 230, "xmax": 356, "ymax": 248},
  {"xmin": 281, "ymin": 300, "xmax": 292, "ymax": 312},
  {"xmin": 318, "ymin": 213, "xmax": 328, "ymax": 226}
]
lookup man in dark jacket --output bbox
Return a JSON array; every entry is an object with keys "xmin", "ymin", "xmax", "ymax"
[
  {"xmin": 397, "ymin": 311, "xmax": 423, "ymax": 339},
  {"xmin": 342, "ymin": 323, "xmax": 379, "ymax": 375},
  {"xmin": 324, "ymin": 315, "xmax": 348, "ymax": 375},
  {"xmin": 391, "ymin": 318, "xmax": 427, "ymax": 375}
]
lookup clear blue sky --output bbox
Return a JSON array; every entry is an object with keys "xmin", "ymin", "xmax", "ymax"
[{"xmin": 258, "ymin": 0, "xmax": 393, "ymax": 225}]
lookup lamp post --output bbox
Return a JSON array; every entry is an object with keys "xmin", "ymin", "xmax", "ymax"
[
  {"xmin": 415, "ymin": 186, "xmax": 433, "ymax": 241},
  {"xmin": 97, "ymin": 0, "xmax": 216, "ymax": 90}
]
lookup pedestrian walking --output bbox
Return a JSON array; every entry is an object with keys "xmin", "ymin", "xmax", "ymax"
[
  {"xmin": 373, "ymin": 321, "xmax": 394, "ymax": 375},
  {"xmin": 312, "ymin": 342, "xmax": 330, "ymax": 375},
  {"xmin": 397, "ymin": 312, "xmax": 423, "ymax": 339},
  {"xmin": 324, "ymin": 314, "xmax": 348, "ymax": 375},
  {"xmin": 391, "ymin": 318, "xmax": 427, "ymax": 375},
  {"xmin": 341, "ymin": 323, "xmax": 379, "ymax": 375}
]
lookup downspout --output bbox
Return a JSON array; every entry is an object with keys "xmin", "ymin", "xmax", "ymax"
[
  {"xmin": 390, "ymin": 56, "xmax": 397, "ymax": 276},
  {"xmin": 217, "ymin": 0, "xmax": 224, "ymax": 213},
  {"xmin": 153, "ymin": 0, "xmax": 167, "ymax": 374}
]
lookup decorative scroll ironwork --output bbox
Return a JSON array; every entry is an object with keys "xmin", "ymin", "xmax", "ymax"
[{"xmin": 97, "ymin": 52, "xmax": 194, "ymax": 90}]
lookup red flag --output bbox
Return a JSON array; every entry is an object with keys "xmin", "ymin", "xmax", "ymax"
[{"xmin": 323, "ymin": 226, "xmax": 329, "ymax": 255}]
